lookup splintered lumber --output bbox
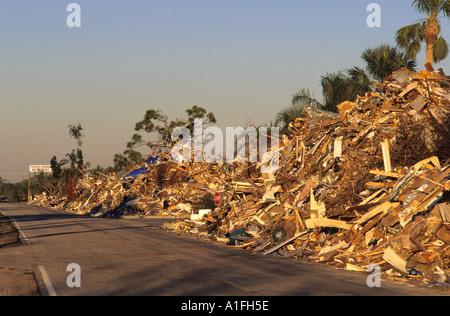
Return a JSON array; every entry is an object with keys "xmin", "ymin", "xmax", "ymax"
[
  {"xmin": 358, "ymin": 189, "xmax": 386, "ymax": 206},
  {"xmin": 381, "ymin": 139, "xmax": 392, "ymax": 173},
  {"xmin": 333, "ymin": 138, "xmax": 342, "ymax": 158},
  {"xmin": 346, "ymin": 263, "xmax": 367, "ymax": 272},
  {"xmin": 399, "ymin": 167, "xmax": 450, "ymax": 227},
  {"xmin": 263, "ymin": 232, "xmax": 308, "ymax": 256},
  {"xmin": 356, "ymin": 201, "xmax": 399, "ymax": 225},
  {"xmin": 438, "ymin": 203, "xmax": 450, "ymax": 223},
  {"xmin": 412, "ymin": 156, "xmax": 441, "ymax": 171},
  {"xmin": 319, "ymin": 240, "xmax": 349, "ymax": 257},
  {"xmin": 369, "ymin": 169, "xmax": 405, "ymax": 179},
  {"xmin": 390, "ymin": 169, "xmax": 417, "ymax": 202},
  {"xmin": 399, "ymin": 81, "xmax": 419, "ymax": 97},
  {"xmin": 400, "ymin": 186, "xmax": 444, "ymax": 227},
  {"xmin": 293, "ymin": 207, "xmax": 306, "ymax": 231},
  {"xmin": 383, "ymin": 247, "xmax": 408, "ymax": 274},
  {"xmin": 305, "ymin": 218, "xmax": 352, "ymax": 230}
]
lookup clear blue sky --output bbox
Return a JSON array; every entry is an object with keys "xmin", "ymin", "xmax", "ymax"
[{"xmin": 1, "ymin": 0, "xmax": 449, "ymax": 182}]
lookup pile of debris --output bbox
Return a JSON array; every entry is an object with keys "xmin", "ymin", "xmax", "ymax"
[
  {"xmin": 29, "ymin": 69, "xmax": 450, "ymax": 286},
  {"xmin": 172, "ymin": 68, "xmax": 450, "ymax": 285},
  {"xmin": 28, "ymin": 192, "xmax": 64, "ymax": 208}
]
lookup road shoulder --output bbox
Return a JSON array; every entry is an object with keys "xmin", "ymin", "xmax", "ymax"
[{"xmin": 0, "ymin": 212, "xmax": 41, "ymax": 296}]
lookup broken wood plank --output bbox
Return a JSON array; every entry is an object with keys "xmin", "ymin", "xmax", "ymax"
[
  {"xmin": 305, "ymin": 218, "xmax": 352, "ymax": 230},
  {"xmin": 399, "ymin": 168, "xmax": 450, "ymax": 227},
  {"xmin": 356, "ymin": 201, "xmax": 399, "ymax": 225},
  {"xmin": 412, "ymin": 156, "xmax": 441, "ymax": 171},
  {"xmin": 319, "ymin": 240, "xmax": 349, "ymax": 257},
  {"xmin": 410, "ymin": 95, "xmax": 426, "ymax": 112},
  {"xmin": 360, "ymin": 212, "xmax": 385, "ymax": 235},
  {"xmin": 359, "ymin": 189, "xmax": 386, "ymax": 206},
  {"xmin": 334, "ymin": 138, "xmax": 342, "ymax": 159},
  {"xmin": 293, "ymin": 207, "xmax": 306, "ymax": 231},
  {"xmin": 409, "ymin": 236, "xmax": 426, "ymax": 253},
  {"xmin": 346, "ymin": 263, "xmax": 367, "ymax": 272},
  {"xmin": 383, "ymin": 247, "xmax": 408, "ymax": 274},
  {"xmin": 381, "ymin": 139, "xmax": 392, "ymax": 172},
  {"xmin": 369, "ymin": 169, "xmax": 405, "ymax": 178},
  {"xmin": 438, "ymin": 203, "xmax": 450, "ymax": 223},
  {"xmin": 263, "ymin": 231, "xmax": 308, "ymax": 256},
  {"xmin": 401, "ymin": 186, "xmax": 444, "ymax": 227},
  {"xmin": 399, "ymin": 81, "xmax": 419, "ymax": 98}
]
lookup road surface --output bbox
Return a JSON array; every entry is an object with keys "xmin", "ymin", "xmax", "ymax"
[{"xmin": 0, "ymin": 203, "xmax": 447, "ymax": 296}]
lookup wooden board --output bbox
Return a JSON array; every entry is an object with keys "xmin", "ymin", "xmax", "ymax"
[
  {"xmin": 356, "ymin": 201, "xmax": 399, "ymax": 225},
  {"xmin": 383, "ymin": 247, "xmax": 408, "ymax": 274},
  {"xmin": 263, "ymin": 232, "xmax": 308, "ymax": 256},
  {"xmin": 305, "ymin": 218, "xmax": 352, "ymax": 230}
]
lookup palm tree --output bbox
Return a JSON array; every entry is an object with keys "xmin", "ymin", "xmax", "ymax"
[
  {"xmin": 321, "ymin": 45, "xmax": 417, "ymax": 111},
  {"xmin": 50, "ymin": 156, "xmax": 68, "ymax": 179},
  {"xmin": 275, "ymin": 89, "xmax": 322, "ymax": 132},
  {"xmin": 66, "ymin": 149, "xmax": 84, "ymax": 174},
  {"xmin": 396, "ymin": 0, "xmax": 450, "ymax": 67},
  {"xmin": 276, "ymin": 44, "xmax": 418, "ymax": 125},
  {"xmin": 346, "ymin": 66, "xmax": 373, "ymax": 94},
  {"xmin": 320, "ymin": 72, "xmax": 364, "ymax": 112},
  {"xmin": 361, "ymin": 45, "xmax": 417, "ymax": 82}
]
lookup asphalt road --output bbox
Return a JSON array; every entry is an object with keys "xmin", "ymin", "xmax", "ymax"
[{"xmin": 0, "ymin": 203, "xmax": 447, "ymax": 297}]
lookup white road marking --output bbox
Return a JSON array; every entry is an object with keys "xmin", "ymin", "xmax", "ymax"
[{"xmin": 38, "ymin": 266, "xmax": 57, "ymax": 296}]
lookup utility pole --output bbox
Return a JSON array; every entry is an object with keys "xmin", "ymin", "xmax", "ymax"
[{"xmin": 28, "ymin": 171, "xmax": 31, "ymax": 202}]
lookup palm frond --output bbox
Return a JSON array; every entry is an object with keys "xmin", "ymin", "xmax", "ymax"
[
  {"xmin": 291, "ymin": 88, "xmax": 322, "ymax": 108},
  {"xmin": 362, "ymin": 45, "xmax": 417, "ymax": 81},
  {"xmin": 274, "ymin": 89, "xmax": 322, "ymax": 131},
  {"xmin": 433, "ymin": 35, "xmax": 449, "ymax": 62},
  {"xmin": 396, "ymin": 22, "xmax": 425, "ymax": 53},
  {"xmin": 413, "ymin": 0, "xmax": 444, "ymax": 16},
  {"xmin": 443, "ymin": 0, "xmax": 450, "ymax": 17},
  {"xmin": 346, "ymin": 66, "xmax": 373, "ymax": 95},
  {"xmin": 321, "ymin": 72, "xmax": 357, "ymax": 112}
]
